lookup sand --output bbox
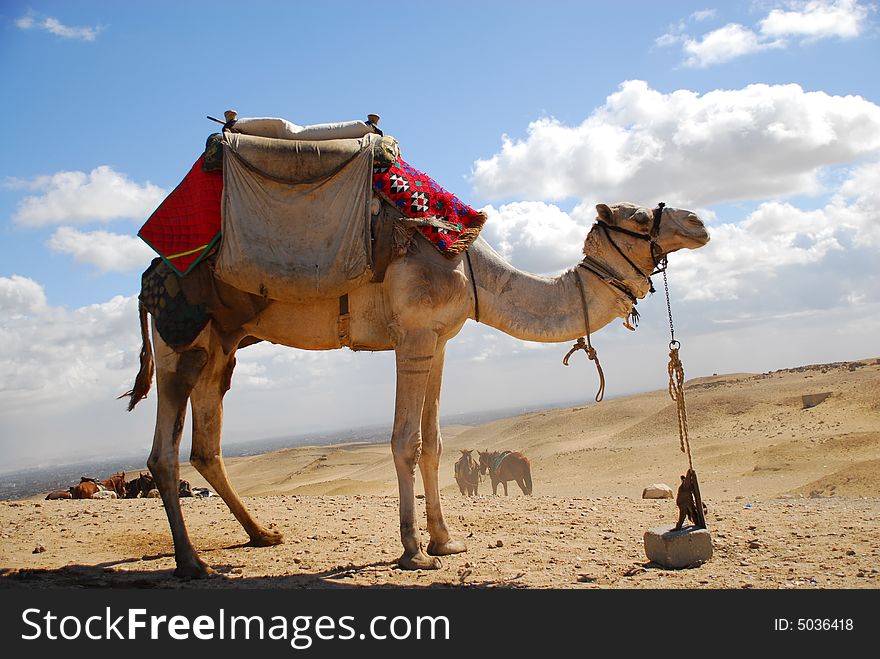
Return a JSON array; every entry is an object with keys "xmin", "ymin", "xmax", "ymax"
[{"xmin": 2, "ymin": 358, "xmax": 879, "ymax": 589}]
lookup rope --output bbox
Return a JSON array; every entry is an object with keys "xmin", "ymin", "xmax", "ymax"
[
  {"xmin": 663, "ymin": 266, "xmax": 708, "ymax": 528},
  {"xmin": 667, "ymin": 344, "xmax": 693, "ymax": 470},
  {"xmin": 564, "ymin": 270, "xmax": 606, "ymax": 402},
  {"xmin": 663, "ymin": 268, "xmax": 692, "ymax": 469},
  {"xmin": 465, "ymin": 250, "xmax": 480, "ymax": 323}
]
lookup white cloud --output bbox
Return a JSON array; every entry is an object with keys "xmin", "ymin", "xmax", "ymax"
[
  {"xmin": 691, "ymin": 9, "xmax": 717, "ymax": 22},
  {"xmin": 760, "ymin": 0, "xmax": 869, "ymax": 40},
  {"xmin": 670, "ymin": 160, "xmax": 880, "ymax": 301},
  {"xmin": 0, "ymin": 276, "xmax": 48, "ymax": 316},
  {"xmin": 472, "ymin": 81, "xmax": 880, "ymax": 207},
  {"xmin": 480, "ymin": 202, "xmax": 588, "ymax": 274},
  {"xmin": 0, "ymin": 290, "xmax": 141, "ymax": 398},
  {"xmin": 682, "ymin": 23, "xmax": 782, "ymax": 68},
  {"xmin": 15, "ymin": 14, "xmax": 104, "ymax": 41},
  {"xmin": 10, "ymin": 166, "xmax": 166, "ymax": 227},
  {"xmin": 47, "ymin": 227, "xmax": 156, "ymax": 273},
  {"xmin": 660, "ymin": 0, "xmax": 873, "ymax": 67}
]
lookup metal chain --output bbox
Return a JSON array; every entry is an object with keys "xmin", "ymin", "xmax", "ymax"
[{"xmin": 662, "ymin": 264, "xmax": 678, "ymax": 349}]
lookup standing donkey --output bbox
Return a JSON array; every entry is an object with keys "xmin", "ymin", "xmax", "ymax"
[{"xmin": 478, "ymin": 451, "xmax": 532, "ymax": 496}]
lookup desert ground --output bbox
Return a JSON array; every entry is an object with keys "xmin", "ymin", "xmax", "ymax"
[{"xmin": 1, "ymin": 358, "xmax": 878, "ymax": 589}]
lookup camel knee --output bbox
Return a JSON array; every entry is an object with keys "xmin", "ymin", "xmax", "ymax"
[
  {"xmin": 189, "ymin": 451, "xmax": 220, "ymax": 473},
  {"xmin": 147, "ymin": 450, "xmax": 177, "ymax": 486},
  {"xmin": 392, "ymin": 431, "xmax": 422, "ymax": 471}
]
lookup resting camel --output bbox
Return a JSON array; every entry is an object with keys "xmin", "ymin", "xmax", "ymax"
[{"xmin": 124, "ymin": 201, "xmax": 708, "ymax": 577}]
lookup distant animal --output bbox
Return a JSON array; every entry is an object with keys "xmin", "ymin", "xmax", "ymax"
[
  {"xmin": 69, "ymin": 472, "xmax": 127, "ymax": 499},
  {"xmin": 125, "ymin": 472, "xmax": 155, "ymax": 498},
  {"xmin": 478, "ymin": 450, "xmax": 532, "ymax": 496},
  {"xmin": 453, "ymin": 449, "xmax": 480, "ymax": 496},
  {"xmin": 45, "ymin": 489, "xmax": 72, "ymax": 500},
  {"xmin": 146, "ymin": 489, "xmax": 161, "ymax": 498},
  {"xmin": 178, "ymin": 480, "xmax": 193, "ymax": 497}
]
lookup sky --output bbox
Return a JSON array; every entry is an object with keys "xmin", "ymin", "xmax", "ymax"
[{"xmin": 1, "ymin": 0, "xmax": 878, "ymax": 471}]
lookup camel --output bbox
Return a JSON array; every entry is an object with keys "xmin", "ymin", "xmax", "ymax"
[{"xmin": 124, "ymin": 200, "xmax": 708, "ymax": 577}]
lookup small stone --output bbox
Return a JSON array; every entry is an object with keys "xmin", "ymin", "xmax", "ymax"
[
  {"xmin": 846, "ymin": 550, "xmax": 856, "ymax": 556},
  {"xmin": 642, "ymin": 484, "xmax": 673, "ymax": 499},
  {"xmin": 495, "ymin": 539, "xmax": 504, "ymax": 548},
  {"xmin": 32, "ymin": 545, "xmax": 46, "ymax": 554},
  {"xmin": 748, "ymin": 541, "xmax": 761, "ymax": 549},
  {"xmin": 577, "ymin": 574, "xmax": 596, "ymax": 583}
]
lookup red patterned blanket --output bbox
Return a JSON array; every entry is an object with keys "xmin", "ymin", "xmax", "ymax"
[{"xmin": 372, "ymin": 158, "xmax": 485, "ymax": 256}]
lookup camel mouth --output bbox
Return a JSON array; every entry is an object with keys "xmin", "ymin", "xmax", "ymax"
[{"xmin": 680, "ymin": 213, "xmax": 710, "ymax": 247}]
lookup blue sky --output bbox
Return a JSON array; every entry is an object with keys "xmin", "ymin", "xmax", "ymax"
[{"xmin": 1, "ymin": 0, "xmax": 879, "ymax": 470}]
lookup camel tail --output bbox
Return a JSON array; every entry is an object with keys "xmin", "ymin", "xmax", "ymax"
[{"xmin": 119, "ymin": 301, "xmax": 154, "ymax": 411}]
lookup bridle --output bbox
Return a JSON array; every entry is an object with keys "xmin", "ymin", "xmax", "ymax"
[
  {"xmin": 579, "ymin": 202, "xmax": 667, "ymax": 304},
  {"xmin": 565, "ymin": 203, "xmax": 668, "ymax": 402}
]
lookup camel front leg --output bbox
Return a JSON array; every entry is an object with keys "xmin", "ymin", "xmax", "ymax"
[
  {"xmin": 148, "ymin": 346, "xmax": 210, "ymax": 578},
  {"xmin": 392, "ymin": 328, "xmax": 440, "ymax": 570},
  {"xmin": 189, "ymin": 349, "xmax": 283, "ymax": 548},
  {"xmin": 419, "ymin": 342, "xmax": 466, "ymax": 558}
]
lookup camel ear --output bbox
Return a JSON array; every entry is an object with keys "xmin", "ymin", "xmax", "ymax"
[{"xmin": 596, "ymin": 204, "xmax": 613, "ymax": 223}]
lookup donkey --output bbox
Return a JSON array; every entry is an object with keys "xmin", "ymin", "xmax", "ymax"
[
  {"xmin": 454, "ymin": 449, "xmax": 480, "ymax": 496},
  {"xmin": 478, "ymin": 450, "xmax": 532, "ymax": 496}
]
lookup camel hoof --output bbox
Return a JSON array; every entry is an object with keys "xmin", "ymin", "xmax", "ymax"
[
  {"xmin": 398, "ymin": 551, "xmax": 442, "ymax": 570},
  {"xmin": 173, "ymin": 559, "xmax": 215, "ymax": 579},
  {"xmin": 427, "ymin": 538, "xmax": 467, "ymax": 556},
  {"xmin": 247, "ymin": 529, "xmax": 284, "ymax": 547}
]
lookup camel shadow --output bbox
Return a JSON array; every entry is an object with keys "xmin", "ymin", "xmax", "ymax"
[{"xmin": 0, "ymin": 552, "xmax": 506, "ymax": 589}]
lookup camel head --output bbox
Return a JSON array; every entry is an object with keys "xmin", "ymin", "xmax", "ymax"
[
  {"xmin": 590, "ymin": 202, "xmax": 709, "ymax": 260},
  {"xmin": 459, "ymin": 448, "xmax": 473, "ymax": 457}
]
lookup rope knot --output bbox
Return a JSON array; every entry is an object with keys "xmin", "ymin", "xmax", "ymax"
[{"xmin": 563, "ymin": 337, "xmax": 605, "ymax": 402}]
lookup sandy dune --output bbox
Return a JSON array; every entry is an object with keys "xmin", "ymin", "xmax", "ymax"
[{"xmin": 2, "ymin": 358, "xmax": 879, "ymax": 589}]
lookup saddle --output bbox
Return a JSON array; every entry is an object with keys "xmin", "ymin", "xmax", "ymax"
[
  {"xmin": 214, "ymin": 132, "xmax": 381, "ymax": 301},
  {"xmin": 492, "ymin": 451, "xmax": 512, "ymax": 473}
]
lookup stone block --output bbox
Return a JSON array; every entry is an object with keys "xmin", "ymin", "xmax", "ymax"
[
  {"xmin": 801, "ymin": 392, "xmax": 832, "ymax": 409},
  {"xmin": 642, "ymin": 484, "xmax": 673, "ymax": 499},
  {"xmin": 644, "ymin": 525, "xmax": 713, "ymax": 568}
]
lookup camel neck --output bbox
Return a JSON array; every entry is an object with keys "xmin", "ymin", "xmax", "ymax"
[{"xmin": 467, "ymin": 238, "xmax": 633, "ymax": 343}]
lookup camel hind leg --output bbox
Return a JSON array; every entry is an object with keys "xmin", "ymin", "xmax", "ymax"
[
  {"xmin": 147, "ymin": 331, "xmax": 210, "ymax": 578},
  {"xmin": 188, "ymin": 331, "xmax": 283, "ymax": 548}
]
